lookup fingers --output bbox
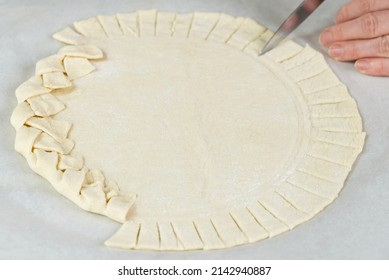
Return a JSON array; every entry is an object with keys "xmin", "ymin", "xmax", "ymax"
[
  {"xmin": 321, "ymin": 0, "xmax": 389, "ymax": 76},
  {"xmin": 320, "ymin": 10, "xmax": 389, "ymax": 47},
  {"xmin": 336, "ymin": 0, "xmax": 389, "ymax": 23},
  {"xmin": 355, "ymin": 57, "xmax": 389, "ymax": 76},
  {"xmin": 328, "ymin": 35, "xmax": 389, "ymax": 61}
]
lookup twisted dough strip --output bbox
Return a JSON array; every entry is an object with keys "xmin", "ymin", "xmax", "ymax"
[{"xmin": 11, "ymin": 44, "xmax": 136, "ymax": 223}]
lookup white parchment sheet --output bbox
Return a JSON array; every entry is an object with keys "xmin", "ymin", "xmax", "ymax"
[{"xmin": 0, "ymin": 0, "xmax": 388, "ymax": 259}]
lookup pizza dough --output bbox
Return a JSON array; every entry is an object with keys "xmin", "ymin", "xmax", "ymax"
[{"xmin": 11, "ymin": 10, "xmax": 365, "ymax": 251}]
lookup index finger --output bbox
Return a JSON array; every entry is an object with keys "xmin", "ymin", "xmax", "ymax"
[
  {"xmin": 336, "ymin": 0, "xmax": 389, "ymax": 23},
  {"xmin": 321, "ymin": 10, "xmax": 389, "ymax": 47}
]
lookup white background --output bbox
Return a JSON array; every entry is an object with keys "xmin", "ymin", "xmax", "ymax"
[
  {"xmin": 0, "ymin": 0, "xmax": 388, "ymax": 259},
  {"xmin": 1, "ymin": 260, "xmax": 389, "ymax": 279}
]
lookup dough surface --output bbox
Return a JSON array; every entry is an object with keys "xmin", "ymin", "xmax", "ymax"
[{"xmin": 11, "ymin": 10, "xmax": 365, "ymax": 251}]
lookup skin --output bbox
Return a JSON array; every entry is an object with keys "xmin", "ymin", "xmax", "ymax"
[{"xmin": 320, "ymin": 0, "xmax": 389, "ymax": 76}]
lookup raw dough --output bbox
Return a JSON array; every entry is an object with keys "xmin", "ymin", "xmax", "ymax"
[{"xmin": 11, "ymin": 10, "xmax": 365, "ymax": 251}]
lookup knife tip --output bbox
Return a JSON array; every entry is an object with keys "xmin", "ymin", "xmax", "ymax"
[{"xmin": 258, "ymin": 47, "xmax": 268, "ymax": 56}]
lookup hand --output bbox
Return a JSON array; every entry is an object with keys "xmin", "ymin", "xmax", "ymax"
[{"xmin": 320, "ymin": 0, "xmax": 389, "ymax": 76}]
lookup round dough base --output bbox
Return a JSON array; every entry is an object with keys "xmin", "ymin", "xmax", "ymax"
[{"xmin": 11, "ymin": 10, "xmax": 365, "ymax": 251}]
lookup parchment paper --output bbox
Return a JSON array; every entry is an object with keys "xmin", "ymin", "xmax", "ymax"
[{"xmin": 1, "ymin": 0, "xmax": 388, "ymax": 259}]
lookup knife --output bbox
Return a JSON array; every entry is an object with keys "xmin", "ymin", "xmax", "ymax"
[{"xmin": 260, "ymin": 0, "xmax": 326, "ymax": 55}]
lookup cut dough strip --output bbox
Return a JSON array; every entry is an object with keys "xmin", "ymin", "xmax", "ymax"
[
  {"xmin": 193, "ymin": 218, "xmax": 225, "ymax": 250},
  {"xmin": 265, "ymin": 40, "xmax": 303, "ymax": 63},
  {"xmin": 207, "ymin": 14, "xmax": 244, "ymax": 43},
  {"xmin": 172, "ymin": 13, "xmax": 194, "ymax": 38},
  {"xmin": 275, "ymin": 183, "xmax": 332, "ymax": 215},
  {"xmin": 58, "ymin": 154, "xmax": 84, "ymax": 171},
  {"xmin": 287, "ymin": 54, "xmax": 329, "ymax": 82},
  {"xmin": 15, "ymin": 76, "xmax": 51, "ymax": 103},
  {"xmin": 305, "ymin": 85, "xmax": 352, "ymax": 105},
  {"xmin": 281, "ymin": 45, "xmax": 317, "ymax": 70},
  {"xmin": 58, "ymin": 44, "xmax": 104, "ymax": 59},
  {"xmin": 97, "ymin": 15, "xmax": 123, "ymax": 38},
  {"xmin": 244, "ymin": 29, "xmax": 274, "ymax": 55},
  {"xmin": 10, "ymin": 102, "xmax": 35, "ymax": 129},
  {"xmin": 311, "ymin": 116, "xmax": 363, "ymax": 132},
  {"xmin": 105, "ymin": 221, "xmax": 141, "ymax": 249},
  {"xmin": 259, "ymin": 191, "xmax": 310, "ymax": 229},
  {"xmin": 53, "ymin": 27, "xmax": 89, "ymax": 45},
  {"xmin": 74, "ymin": 17, "xmax": 107, "ymax": 38},
  {"xmin": 136, "ymin": 221, "xmax": 160, "ymax": 250},
  {"xmin": 27, "ymin": 93, "xmax": 65, "ymax": 117},
  {"xmin": 156, "ymin": 12, "xmax": 176, "ymax": 37},
  {"xmin": 63, "ymin": 57, "xmax": 96, "ymax": 80},
  {"xmin": 156, "ymin": 221, "xmax": 180, "ymax": 251},
  {"xmin": 307, "ymin": 140, "xmax": 363, "ymax": 167},
  {"xmin": 80, "ymin": 183, "xmax": 107, "ymax": 213},
  {"xmin": 170, "ymin": 220, "xmax": 203, "ymax": 250},
  {"xmin": 105, "ymin": 196, "xmax": 136, "ymax": 223},
  {"xmin": 35, "ymin": 54, "xmax": 65, "ymax": 76},
  {"xmin": 230, "ymin": 208, "xmax": 269, "ymax": 242},
  {"xmin": 210, "ymin": 213, "xmax": 248, "ymax": 248},
  {"xmin": 227, "ymin": 18, "xmax": 267, "ymax": 50},
  {"xmin": 138, "ymin": 9, "xmax": 157, "ymax": 37},
  {"xmin": 246, "ymin": 202, "xmax": 289, "ymax": 237},
  {"xmin": 15, "ymin": 126, "xmax": 42, "ymax": 159},
  {"xmin": 310, "ymin": 99, "xmax": 360, "ymax": 118},
  {"xmin": 26, "ymin": 117, "xmax": 71, "ymax": 143},
  {"xmin": 33, "ymin": 149, "xmax": 62, "ymax": 183},
  {"xmin": 42, "ymin": 72, "xmax": 72, "ymax": 89},
  {"xmin": 298, "ymin": 69, "xmax": 342, "ymax": 94},
  {"xmin": 34, "ymin": 133, "xmax": 74, "ymax": 155},
  {"xmin": 310, "ymin": 129, "xmax": 366, "ymax": 148},
  {"xmin": 189, "ymin": 12, "xmax": 221, "ymax": 40},
  {"xmin": 116, "ymin": 12, "xmax": 139, "ymax": 36},
  {"xmin": 287, "ymin": 170, "xmax": 343, "ymax": 199},
  {"xmin": 298, "ymin": 155, "xmax": 351, "ymax": 184}
]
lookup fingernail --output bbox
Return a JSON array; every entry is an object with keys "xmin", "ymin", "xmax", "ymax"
[
  {"xmin": 329, "ymin": 44, "xmax": 343, "ymax": 59},
  {"xmin": 355, "ymin": 60, "xmax": 370, "ymax": 73},
  {"xmin": 320, "ymin": 29, "xmax": 333, "ymax": 47}
]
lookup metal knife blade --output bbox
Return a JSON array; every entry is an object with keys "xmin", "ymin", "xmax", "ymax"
[{"xmin": 260, "ymin": 0, "xmax": 325, "ymax": 55}]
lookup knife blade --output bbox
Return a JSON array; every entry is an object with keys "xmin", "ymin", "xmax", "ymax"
[{"xmin": 260, "ymin": 0, "xmax": 325, "ymax": 55}]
